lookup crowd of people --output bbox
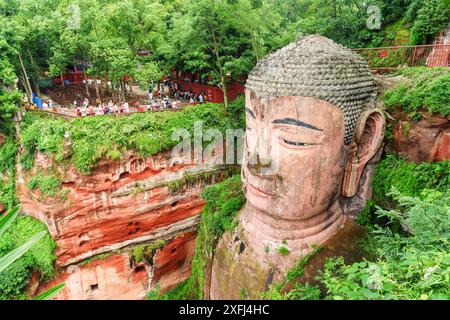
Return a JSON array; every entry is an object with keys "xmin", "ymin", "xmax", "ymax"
[
  {"xmin": 73, "ymin": 96, "xmax": 180, "ymax": 117},
  {"xmin": 172, "ymin": 89, "xmax": 206, "ymax": 105}
]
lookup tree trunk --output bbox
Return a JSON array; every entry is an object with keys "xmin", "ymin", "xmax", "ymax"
[
  {"xmin": 128, "ymin": 80, "xmax": 133, "ymax": 93},
  {"xmin": 221, "ymin": 75, "xmax": 228, "ymax": 114},
  {"xmin": 34, "ymin": 80, "xmax": 41, "ymax": 96},
  {"xmin": 83, "ymin": 70, "xmax": 90, "ymax": 97},
  {"xmin": 18, "ymin": 52, "xmax": 32, "ymax": 102},
  {"xmin": 93, "ymin": 76, "xmax": 100, "ymax": 99},
  {"xmin": 60, "ymin": 73, "xmax": 65, "ymax": 87},
  {"xmin": 111, "ymin": 81, "xmax": 116, "ymax": 102},
  {"xmin": 27, "ymin": 48, "xmax": 40, "ymax": 96}
]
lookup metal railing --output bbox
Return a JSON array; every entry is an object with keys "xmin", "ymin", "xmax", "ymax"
[{"xmin": 352, "ymin": 44, "xmax": 449, "ymax": 70}]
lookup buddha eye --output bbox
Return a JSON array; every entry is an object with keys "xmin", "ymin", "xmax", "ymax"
[{"xmin": 280, "ymin": 138, "xmax": 314, "ymax": 147}]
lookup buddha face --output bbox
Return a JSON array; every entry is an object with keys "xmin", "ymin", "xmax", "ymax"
[{"xmin": 242, "ymin": 89, "xmax": 350, "ymax": 221}]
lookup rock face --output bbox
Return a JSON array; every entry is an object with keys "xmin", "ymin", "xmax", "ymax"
[
  {"xmin": 17, "ymin": 149, "xmax": 230, "ymax": 299},
  {"xmin": 389, "ymin": 112, "xmax": 449, "ymax": 162},
  {"xmin": 38, "ymin": 230, "xmax": 197, "ymax": 300}
]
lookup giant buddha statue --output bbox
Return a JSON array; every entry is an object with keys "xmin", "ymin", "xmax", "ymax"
[{"xmin": 209, "ymin": 35, "xmax": 386, "ymax": 299}]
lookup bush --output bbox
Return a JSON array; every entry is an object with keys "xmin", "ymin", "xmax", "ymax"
[
  {"xmin": 27, "ymin": 173, "xmax": 62, "ymax": 197},
  {"xmin": 319, "ymin": 189, "xmax": 450, "ymax": 300},
  {"xmin": 371, "ymin": 156, "xmax": 449, "ymax": 206},
  {"xmin": 409, "ymin": 0, "xmax": 450, "ymax": 44},
  {"xmin": 384, "ymin": 67, "xmax": 450, "ymax": 116},
  {"xmin": 0, "ymin": 137, "xmax": 18, "ymax": 210},
  {"xmin": 357, "ymin": 155, "xmax": 449, "ymax": 230},
  {"xmin": 0, "ymin": 138, "xmax": 17, "ymax": 175},
  {"xmin": 0, "ymin": 215, "xmax": 56, "ymax": 300}
]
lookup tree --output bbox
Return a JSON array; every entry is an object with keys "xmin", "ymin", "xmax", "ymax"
[
  {"xmin": 135, "ymin": 61, "xmax": 164, "ymax": 90},
  {"xmin": 166, "ymin": 0, "xmax": 257, "ymax": 111},
  {"xmin": 410, "ymin": 0, "xmax": 450, "ymax": 44}
]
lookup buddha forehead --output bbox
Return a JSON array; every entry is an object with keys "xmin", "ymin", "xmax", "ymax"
[{"xmin": 245, "ymin": 35, "xmax": 376, "ymax": 144}]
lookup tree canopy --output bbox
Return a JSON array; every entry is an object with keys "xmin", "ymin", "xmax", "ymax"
[{"xmin": 0, "ymin": 0, "xmax": 448, "ymax": 111}]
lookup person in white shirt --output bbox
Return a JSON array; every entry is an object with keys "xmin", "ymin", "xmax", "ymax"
[{"xmin": 95, "ymin": 105, "xmax": 102, "ymax": 115}]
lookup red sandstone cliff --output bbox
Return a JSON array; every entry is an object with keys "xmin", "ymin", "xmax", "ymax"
[
  {"xmin": 17, "ymin": 149, "xmax": 230, "ymax": 299},
  {"xmin": 388, "ymin": 112, "xmax": 449, "ymax": 162}
]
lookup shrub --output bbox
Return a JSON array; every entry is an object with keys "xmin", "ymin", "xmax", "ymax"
[
  {"xmin": 0, "ymin": 137, "xmax": 18, "ymax": 210},
  {"xmin": 357, "ymin": 155, "xmax": 449, "ymax": 230},
  {"xmin": 319, "ymin": 189, "xmax": 450, "ymax": 300},
  {"xmin": 27, "ymin": 173, "xmax": 62, "ymax": 197},
  {"xmin": 0, "ymin": 215, "xmax": 56, "ymax": 300},
  {"xmin": 384, "ymin": 67, "xmax": 450, "ymax": 116}
]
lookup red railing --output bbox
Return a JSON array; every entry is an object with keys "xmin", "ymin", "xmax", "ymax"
[{"xmin": 352, "ymin": 44, "xmax": 449, "ymax": 70}]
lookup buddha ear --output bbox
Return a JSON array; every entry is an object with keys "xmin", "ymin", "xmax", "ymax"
[{"xmin": 341, "ymin": 109, "xmax": 386, "ymax": 198}]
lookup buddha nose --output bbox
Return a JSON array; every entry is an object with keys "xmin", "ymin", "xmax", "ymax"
[{"xmin": 247, "ymin": 130, "xmax": 274, "ymax": 176}]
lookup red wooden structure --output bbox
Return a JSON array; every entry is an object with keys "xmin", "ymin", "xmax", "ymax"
[
  {"xmin": 353, "ymin": 44, "xmax": 449, "ymax": 71},
  {"xmin": 171, "ymin": 70, "xmax": 245, "ymax": 103}
]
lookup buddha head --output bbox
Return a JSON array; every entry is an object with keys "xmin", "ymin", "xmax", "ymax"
[{"xmin": 242, "ymin": 35, "xmax": 385, "ymax": 221}]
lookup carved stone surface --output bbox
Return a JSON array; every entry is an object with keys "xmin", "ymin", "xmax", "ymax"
[
  {"xmin": 210, "ymin": 36, "xmax": 385, "ymax": 299},
  {"xmin": 17, "ymin": 149, "xmax": 227, "ymax": 299},
  {"xmin": 246, "ymin": 35, "xmax": 377, "ymax": 144},
  {"xmin": 37, "ymin": 230, "xmax": 197, "ymax": 300},
  {"xmin": 389, "ymin": 112, "xmax": 449, "ymax": 162}
]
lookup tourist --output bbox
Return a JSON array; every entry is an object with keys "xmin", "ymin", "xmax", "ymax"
[
  {"xmin": 76, "ymin": 106, "xmax": 82, "ymax": 117},
  {"xmin": 88, "ymin": 105, "xmax": 95, "ymax": 116},
  {"xmin": 148, "ymin": 91, "xmax": 153, "ymax": 103},
  {"xmin": 198, "ymin": 93, "xmax": 204, "ymax": 104},
  {"xmin": 119, "ymin": 103, "xmax": 124, "ymax": 113},
  {"xmin": 83, "ymin": 97, "xmax": 89, "ymax": 108},
  {"xmin": 113, "ymin": 103, "xmax": 118, "ymax": 114},
  {"xmin": 124, "ymin": 101, "xmax": 130, "ymax": 113},
  {"xmin": 74, "ymin": 100, "xmax": 78, "ymax": 108},
  {"xmin": 189, "ymin": 97, "xmax": 195, "ymax": 105},
  {"xmin": 48, "ymin": 99, "xmax": 53, "ymax": 109},
  {"xmin": 96, "ymin": 104, "xmax": 102, "ymax": 115}
]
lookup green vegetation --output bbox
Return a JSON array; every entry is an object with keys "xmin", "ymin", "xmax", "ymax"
[
  {"xmin": 20, "ymin": 98, "xmax": 244, "ymax": 175},
  {"xmin": 320, "ymin": 189, "xmax": 450, "ymax": 300},
  {"xmin": 257, "ymin": 246, "xmax": 322, "ymax": 300},
  {"xmin": 27, "ymin": 173, "xmax": 62, "ymax": 198},
  {"xmin": 278, "ymin": 246, "xmax": 291, "ymax": 256},
  {"xmin": 148, "ymin": 175, "xmax": 245, "ymax": 300},
  {"xmin": 0, "ymin": 138, "xmax": 18, "ymax": 210},
  {"xmin": 372, "ymin": 156, "xmax": 449, "ymax": 206},
  {"xmin": 0, "ymin": 213, "xmax": 56, "ymax": 300},
  {"xmin": 167, "ymin": 166, "xmax": 240, "ymax": 193},
  {"xmin": 407, "ymin": 0, "xmax": 450, "ymax": 45},
  {"xmin": 128, "ymin": 240, "xmax": 166, "ymax": 265},
  {"xmin": 384, "ymin": 67, "xmax": 450, "ymax": 116},
  {"xmin": 1, "ymin": 0, "xmax": 443, "ymax": 113}
]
